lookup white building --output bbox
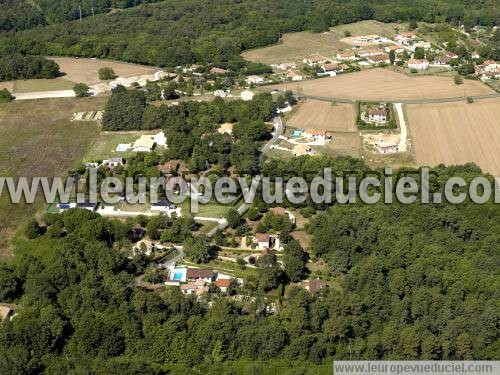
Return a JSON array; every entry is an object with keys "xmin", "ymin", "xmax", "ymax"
[
  {"xmin": 302, "ymin": 54, "xmax": 328, "ymax": 66},
  {"xmin": 367, "ymin": 108, "xmax": 388, "ymax": 123},
  {"xmin": 246, "ymin": 75, "xmax": 265, "ymax": 85},
  {"xmin": 408, "ymin": 58, "xmax": 429, "ymax": 70},
  {"xmin": 102, "ymin": 158, "xmax": 125, "ymax": 168}
]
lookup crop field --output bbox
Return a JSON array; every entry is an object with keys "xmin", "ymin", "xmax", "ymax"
[
  {"xmin": 287, "ymin": 100, "xmax": 356, "ymax": 132},
  {"xmin": 0, "ymin": 96, "xmax": 106, "ymax": 260},
  {"xmin": 242, "ymin": 20, "xmax": 399, "ymax": 65},
  {"xmin": 273, "ymin": 69, "xmax": 494, "ymax": 101},
  {"xmin": 51, "ymin": 57, "xmax": 157, "ymax": 85},
  {"xmin": 407, "ymin": 98, "xmax": 500, "ymax": 176}
]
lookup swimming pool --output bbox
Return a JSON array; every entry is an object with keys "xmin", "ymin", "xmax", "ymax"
[{"xmin": 172, "ymin": 272, "xmax": 183, "ymax": 281}]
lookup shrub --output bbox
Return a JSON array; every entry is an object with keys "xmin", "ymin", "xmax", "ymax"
[
  {"xmin": 73, "ymin": 83, "xmax": 90, "ymax": 98},
  {"xmin": 98, "ymin": 67, "xmax": 117, "ymax": 80},
  {"xmin": 0, "ymin": 88, "xmax": 13, "ymax": 103}
]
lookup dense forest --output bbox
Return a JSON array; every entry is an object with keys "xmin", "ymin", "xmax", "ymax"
[
  {"xmin": 102, "ymin": 86, "xmax": 276, "ymax": 174},
  {"xmin": 0, "ymin": 0, "xmax": 498, "ymax": 67},
  {"xmin": 0, "ymin": 0, "xmax": 164, "ymax": 33},
  {"xmin": 0, "ymin": 160, "xmax": 498, "ymax": 373},
  {"xmin": 0, "ymin": 55, "xmax": 60, "ymax": 81}
]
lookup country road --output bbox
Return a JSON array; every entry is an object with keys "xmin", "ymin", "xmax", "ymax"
[{"xmin": 292, "ymin": 92, "xmax": 500, "ymax": 105}]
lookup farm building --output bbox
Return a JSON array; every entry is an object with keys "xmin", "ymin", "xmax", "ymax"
[
  {"xmin": 151, "ymin": 200, "xmax": 179, "ymax": 215},
  {"xmin": 408, "ymin": 58, "xmax": 429, "ymax": 70}
]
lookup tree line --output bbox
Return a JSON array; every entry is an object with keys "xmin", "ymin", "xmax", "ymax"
[
  {"xmin": 0, "ymin": 54, "xmax": 60, "ymax": 81},
  {"xmin": 0, "ymin": 0, "xmax": 498, "ymax": 68}
]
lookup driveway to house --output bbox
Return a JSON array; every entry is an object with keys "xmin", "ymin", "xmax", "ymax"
[{"xmin": 394, "ymin": 103, "xmax": 408, "ymax": 152}]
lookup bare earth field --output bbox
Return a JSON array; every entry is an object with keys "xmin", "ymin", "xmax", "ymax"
[
  {"xmin": 242, "ymin": 20, "xmax": 399, "ymax": 65},
  {"xmin": 51, "ymin": 57, "xmax": 157, "ymax": 85},
  {"xmin": 317, "ymin": 132, "xmax": 361, "ymax": 158},
  {"xmin": 273, "ymin": 69, "xmax": 494, "ymax": 101},
  {"xmin": 0, "ymin": 96, "xmax": 106, "ymax": 260},
  {"xmin": 287, "ymin": 100, "xmax": 356, "ymax": 132},
  {"xmin": 408, "ymin": 98, "xmax": 500, "ymax": 176}
]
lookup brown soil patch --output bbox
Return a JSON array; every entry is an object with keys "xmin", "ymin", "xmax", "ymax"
[{"xmin": 407, "ymin": 98, "xmax": 500, "ymax": 176}]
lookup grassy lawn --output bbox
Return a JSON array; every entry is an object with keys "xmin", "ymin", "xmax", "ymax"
[
  {"xmin": 13, "ymin": 78, "xmax": 76, "ymax": 93},
  {"xmin": 181, "ymin": 199, "xmax": 233, "ymax": 218},
  {"xmin": 84, "ymin": 133, "xmax": 138, "ymax": 161},
  {"xmin": 182, "ymin": 259, "xmax": 259, "ymax": 279},
  {"xmin": 0, "ymin": 96, "xmax": 106, "ymax": 260}
]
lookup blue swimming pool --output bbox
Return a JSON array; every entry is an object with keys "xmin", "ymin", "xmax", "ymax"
[{"xmin": 172, "ymin": 272, "xmax": 183, "ymax": 281}]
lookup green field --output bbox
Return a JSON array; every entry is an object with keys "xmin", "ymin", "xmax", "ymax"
[
  {"xmin": 13, "ymin": 78, "xmax": 76, "ymax": 93},
  {"xmin": 83, "ymin": 133, "xmax": 140, "ymax": 161},
  {"xmin": 0, "ymin": 96, "xmax": 106, "ymax": 260}
]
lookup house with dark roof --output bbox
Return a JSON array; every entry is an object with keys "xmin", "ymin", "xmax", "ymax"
[
  {"xmin": 186, "ymin": 268, "xmax": 214, "ymax": 282},
  {"xmin": 307, "ymin": 279, "xmax": 329, "ymax": 293}
]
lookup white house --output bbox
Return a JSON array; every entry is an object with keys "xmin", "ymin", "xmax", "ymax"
[
  {"xmin": 302, "ymin": 54, "xmax": 327, "ymax": 66},
  {"xmin": 213, "ymin": 89, "xmax": 228, "ymax": 98},
  {"xmin": 277, "ymin": 62, "xmax": 296, "ymax": 70},
  {"xmin": 246, "ymin": 75, "xmax": 265, "ymax": 85},
  {"xmin": 132, "ymin": 135, "xmax": 156, "ymax": 152},
  {"xmin": 385, "ymin": 45, "xmax": 405, "ymax": 54},
  {"xmin": 351, "ymin": 35, "xmax": 383, "ymax": 44},
  {"xmin": 303, "ymin": 129, "xmax": 330, "ymax": 142},
  {"xmin": 367, "ymin": 108, "xmax": 388, "ymax": 123},
  {"xmin": 153, "ymin": 131, "xmax": 167, "ymax": 147},
  {"xmin": 150, "ymin": 200, "xmax": 181, "ymax": 216},
  {"xmin": 253, "ymin": 233, "xmax": 282, "ymax": 251},
  {"xmin": 375, "ymin": 137, "xmax": 399, "ymax": 154},
  {"xmin": 336, "ymin": 50, "xmax": 357, "ymax": 61},
  {"xmin": 367, "ymin": 54, "xmax": 390, "ymax": 64},
  {"xmin": 357, "ymin": 48, "xmax": 385, "ymax": 58},
  {"xmin": 102, "ymin": 158, "xmax": 125, "ymax": 168},
  {"xmin": 287, "ymin": 70, "xmax": 303, "ymax": 81},
  {"xmin": 240, "ymin": 90, "xmax": 255, "ymax": 101},
  {"xmin": 408, "ymin": 58, "xmax": 429, "ymax": 70}
]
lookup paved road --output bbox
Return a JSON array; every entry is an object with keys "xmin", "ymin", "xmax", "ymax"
[{"xmin": 207, "ymin": 115, "xmax": 284, "ymax": 238}]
